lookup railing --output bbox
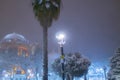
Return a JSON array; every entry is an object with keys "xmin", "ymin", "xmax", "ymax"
[{"xmin": 2, "ymin": 74, "xmax": 38, "ymax": 80}]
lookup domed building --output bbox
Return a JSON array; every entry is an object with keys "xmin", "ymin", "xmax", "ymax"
[{"xmin": 0, "ymin": 33, "xmax": 42, "ymax": 78}]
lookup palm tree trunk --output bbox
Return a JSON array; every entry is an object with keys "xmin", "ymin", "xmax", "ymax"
[{"xmin": 43, "ymin": 26, "xmax": 48, "ymax": 80}]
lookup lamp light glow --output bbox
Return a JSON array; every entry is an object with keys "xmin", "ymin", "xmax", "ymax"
[{"xmin": 56, "ymin": 33, "xmax": 65, "ymax": 46}]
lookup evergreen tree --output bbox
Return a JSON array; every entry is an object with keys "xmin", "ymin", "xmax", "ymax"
[{"xmin": 108, "ymin": 48, "xmax": 120, "ymax": 80}]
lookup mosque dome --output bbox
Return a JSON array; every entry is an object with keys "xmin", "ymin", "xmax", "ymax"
[
  {"xmin": 0, "ymin": 33, "xmax": 30, "ymax": 51},
  {"xmin": 0, "ymin": 33, "xmax": 29, "ymax": 44},
  {"xmin": 3, "ymin": 33, "xmax": 27, "ymax": 42}
]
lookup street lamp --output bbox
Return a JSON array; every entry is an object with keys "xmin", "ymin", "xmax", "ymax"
[{"xmin": 56, "ymin": 33, "xmax": 65, "ymax": 80}]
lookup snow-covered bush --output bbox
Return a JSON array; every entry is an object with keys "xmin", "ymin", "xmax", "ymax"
[{"xmin": 52, "ymin": 52, "xmax": 91, "ymax": 80}]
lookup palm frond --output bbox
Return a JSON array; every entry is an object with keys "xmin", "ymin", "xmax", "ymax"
[{"xmin": 32, "ymin": 0, "xmax": 61, "ymax": 27}]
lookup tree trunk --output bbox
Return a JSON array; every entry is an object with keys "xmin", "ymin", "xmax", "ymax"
[
  {"xmin": 84, "ymin": 74, "xmax": 87, "ymax": 80},
  {"xmin": 43, "ymin": 27, "xmax": 48, "ymax": 80},
  {"xmin": 66, "ymin": 73, "xmax": 74, "ymax": 80},
  {"xmin": 70, "ymin": 75, "xmax": 74, "ymax": 80},
  {"xmin": 66, "ymin": 73, "xmax": 70, "ymax": 80}
]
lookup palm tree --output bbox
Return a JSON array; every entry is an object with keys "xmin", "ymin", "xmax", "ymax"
[{"xmin": 32, "ymin": 0, "xmax": 61, "ymax": 80}]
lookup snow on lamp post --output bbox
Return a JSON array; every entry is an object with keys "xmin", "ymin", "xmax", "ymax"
[{"xmin": 56, "ymin": 33, "xmax": 65, "ymax": 80}]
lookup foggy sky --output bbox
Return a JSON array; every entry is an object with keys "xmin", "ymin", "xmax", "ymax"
[{"xmin": 0, "ymin": 0, "xmax": 120, "ymax": 64}]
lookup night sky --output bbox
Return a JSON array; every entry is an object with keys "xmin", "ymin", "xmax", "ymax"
[{"xmin": 0, "ymin": 0, "xmax": 120, "ymax": 65}]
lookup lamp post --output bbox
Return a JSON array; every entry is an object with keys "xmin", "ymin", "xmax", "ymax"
[{"xmin": 56, "ymin": 33, "xmax": 65, "ymax": 80}]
